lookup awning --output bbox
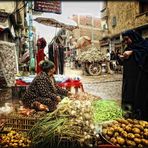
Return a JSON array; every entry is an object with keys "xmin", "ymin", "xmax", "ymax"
[{"xmin": 34, "ymin": 16, "xmax": 78, "ymax": 30}]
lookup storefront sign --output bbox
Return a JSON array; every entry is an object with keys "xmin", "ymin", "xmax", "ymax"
[{"xmin": 34, "ymin": 0, "xmax": 61, "ymax": 14}]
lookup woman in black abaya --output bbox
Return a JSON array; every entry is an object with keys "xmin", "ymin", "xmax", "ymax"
[{"xmin": 120, "ymin": 30, "xmax": 148, "ymax": 121}]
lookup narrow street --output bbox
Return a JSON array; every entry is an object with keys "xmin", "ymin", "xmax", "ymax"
[{"xmin": 64, "ymin": 67, "xmax": 122, "ymax": 102}]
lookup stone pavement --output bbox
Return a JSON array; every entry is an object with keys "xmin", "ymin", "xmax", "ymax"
[{"xmin": 64, "ymin": 67, "xmax": 122, "ymax": 102}]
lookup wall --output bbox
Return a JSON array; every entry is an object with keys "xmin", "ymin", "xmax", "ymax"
[
  {"xmin": 106, "ymin": 1, "xmax": 148, "ymax": 36},
  {"xmin": 71, "ymin": 14, "xmax": 102, "ymax": 48}
]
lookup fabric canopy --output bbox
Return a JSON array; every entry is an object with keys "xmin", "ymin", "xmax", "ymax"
[{"xmin": 34, "ymin": 16, "xmax": 78, "ymax": 30}]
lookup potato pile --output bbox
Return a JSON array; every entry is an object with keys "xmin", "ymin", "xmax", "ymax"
[
  {"xmin": 102, "ymin": 118, "xmax": 148, "ymax": 147},
  {"xmin": 0, "ymin": 130, "xmax": 31, "ymax": 147}
]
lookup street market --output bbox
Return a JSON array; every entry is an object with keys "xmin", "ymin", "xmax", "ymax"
[{"xmin": 0, "ymin": 1, "xmax": 148, "ymax": 148}]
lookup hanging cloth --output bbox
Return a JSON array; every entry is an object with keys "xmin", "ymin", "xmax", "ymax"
[
  {"xmin": 58, "ymin": 45, "xmax": 64, "ymax": 74},
  {"xmin": 48, "ymin": 43, "xmax": 54, "ymax": 62},
  {"xmin": 54, "ymin": 45, "xmax": 58, "ymax": 74},
  {"xmin": 36, "ymin": 48, "xmax": 45, "ymax": 74},
  {"xmin": 0, "ymin": 41, "xmax": 17, "ymax": 87}
]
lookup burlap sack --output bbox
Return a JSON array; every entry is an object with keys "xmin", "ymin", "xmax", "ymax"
[{"xmin": 0, "ymin": 41, "xmax": 17, "ymax": 87}]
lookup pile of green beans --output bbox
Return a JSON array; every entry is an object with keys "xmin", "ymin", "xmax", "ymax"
[{"xmin": 92, "ymin": 100, "xmax": 123, "ymax": 123}]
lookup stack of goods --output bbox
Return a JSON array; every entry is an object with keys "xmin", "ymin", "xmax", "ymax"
[
  {"xmin": 77, "ymin": 46, "xmax": 106, "ymax": 63},
  {"xmin": 102, "ymin": 118, "xmax": 148, "ymax": 147},
  {"xmin": 0, "ymin": 130, "xmax": 31, "ymax": 148},
  {"xmin": 29, "ymin": 98, "xmax": 124, "ymax": 148},
  {"xmin": 29, "ymin": 98, "xmax": 101, "ymax": 148}
]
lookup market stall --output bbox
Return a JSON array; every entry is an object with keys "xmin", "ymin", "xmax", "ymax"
[{"xmin": 1, "ymin": 94, "xmax": 147, "ymax": 148}]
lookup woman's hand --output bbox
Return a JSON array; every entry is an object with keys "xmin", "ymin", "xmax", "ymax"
[
  {"xmin": 67, "ymin": 91, "xmax": 72, "ymax": 96},
  {"xmin": 56, "ymin": 96, "xmax": 62, "ymax": 102},
  {"xmin": 123, "ymin": 50, "xmax": 133, "ymax": 59}
]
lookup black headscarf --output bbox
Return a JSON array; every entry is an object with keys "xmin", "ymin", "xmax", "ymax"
[{"xmin": 122, "ymin": 29, "xmax": 148, "ymax": 67}]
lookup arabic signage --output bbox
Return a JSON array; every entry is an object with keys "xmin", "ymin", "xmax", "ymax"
[{"xmin": 34, "ymin": 1, "xmax": 61, "ymax": 14}]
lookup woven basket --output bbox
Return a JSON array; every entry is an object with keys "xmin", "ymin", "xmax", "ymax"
[{"xmin": 2, "ymin": 113, "xmax": 42, "ymax": 132}]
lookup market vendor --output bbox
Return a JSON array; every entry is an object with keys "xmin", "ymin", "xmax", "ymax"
[{"xmin": 22, "ymin": 60, "xmax": 71, "ymax": 112}]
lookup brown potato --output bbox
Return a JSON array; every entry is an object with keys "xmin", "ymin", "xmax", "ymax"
[
  {"xmin": 125, "ymin": 126, "xmax": 132, "ymax": 132},
  {"xmin": 121, "ymin": 131, "xmax": 128, "ymax": 138},
  {"xmin": 114, "ymin": 132, "xmax": 119, "ymax": 137},
  {"xmin": 107, "ymin": 130, "xmax": 114, "ymax": 136},
  {"xmin": 141, "ymin": 139, "xmax": 148, "ymax": 146},
  {"xmin": 134, "ymin": 138, "xmax": 142, "ymax": 144},
  {"xmin": 102, "ymin": 129, "xmax": 107, "ymax": 135},
  {"xmin": 127, "ymin": 133, "xmax": 135, "ymax": 139},
  {"xmin": 138, "ymin": 144, "xmax": 143, "ymax": 148},
  {"xmin": 132, "ymin": 127, "xmax": 141, "ymax": 134},
  {"xmin": 143, "ymin": 129, "xmax": 148, "ymax": 133},
  {"xmin": 110, "ymin": 137, "xmax": 117, "ymax": 144},
  {"xmin": 135, "ymin": 134, "xmax": 141, "ymax": 138},
  {"xmin": 127, "ymin": 118, "xmax": 133, "ymax": 124},
  {"xmin": 126, "ymin": 140, "xmax": 136, "ymax": 146},
  {"xmin": 116, "ymin": 137, "xmax": 125, "ymax": 145},
  {"xmin": 133, "ymin": 119, "xmax": 139, "ymax": 124},
  {"xmin": 121, "ymin": 124, "xmax": 126, "ymax": 129},
  {"xmin": 134, "ymin": 124, "xmax": 144, "ymax": 131}
]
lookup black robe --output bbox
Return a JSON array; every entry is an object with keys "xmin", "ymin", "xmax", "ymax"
[
  {"xmin": 134, "ymin": 54, "xmax": 148, "ymax": 121},
  {"xmin": 121, "ymin": 52, "xmax": 139, "ymax": 111}
]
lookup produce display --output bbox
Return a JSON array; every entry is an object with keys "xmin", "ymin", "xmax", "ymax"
[
  {"xmin": 92, "ymin": 100, "xmax": 123, "ymax": 123},
  {"xmin": 77, "ymin": 46, "xmax": 106, "ymax": 63},
  {"xmin": 69, "ymin": 92, "xmax": 101, "ymax": 101},
  {"xmin": 29, "ymin": 98, "xmax": 102, "ymax": 148},
  {"xmin": 0, "ymin": 130, "xmax": 31, "ymax": 147},
  {"xmin": 102, "ymin": 118, "xmax": 148, "ymax": 147}
]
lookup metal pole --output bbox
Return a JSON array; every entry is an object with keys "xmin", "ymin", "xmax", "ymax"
[{"xmin": 28, "ymin": 1, "xmax": 35, "ymax": 74}]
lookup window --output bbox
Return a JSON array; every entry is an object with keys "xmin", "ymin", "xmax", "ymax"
[
  {"xmin": 139, "ymin": 2, "xmax": 148, "ymax": 13},
  {"xmin": 112, "ymin": 16, "xmax": 116, "ymax": 27}
]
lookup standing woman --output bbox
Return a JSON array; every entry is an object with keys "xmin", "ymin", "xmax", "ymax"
[
  {"xmin": 36, "ymin": 37, "xmax": 47, "ymax": 74},
  {"xmin": 120, "ymin": 30, "xmax": 148, "ymax": 121}
]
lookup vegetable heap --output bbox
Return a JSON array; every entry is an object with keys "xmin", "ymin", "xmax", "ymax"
[
  {"xmin": 92, "ymin": 100, "xmax": 123, "ymax": 123},
  {"xmin": 102, "ymin": 118, "xmax": 148, "ymax": 147},
  {"xmin": 69, "ymin": 92, "xmax": 101, "ymax": 101},
  {"xmin": 0, "ymin": 130, "xmax": 31, "ymax": 148},
  {"xmin": 29, "ymin": 98, "xmax": 101, "ymax": 148}
]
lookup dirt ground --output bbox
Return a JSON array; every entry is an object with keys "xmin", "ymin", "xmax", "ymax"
[{"xmin": 64, "ymin": 67, "xmax": 122, "ymax": 102}]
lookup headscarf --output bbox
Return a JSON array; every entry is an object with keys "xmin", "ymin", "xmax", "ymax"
[
  {"xmin": 37, "ymin": 37, "xmax": 47, "ymax": 49},
  {"xmin": 122, "ymin": 29, "xmax": 148, "ymax": 67}
]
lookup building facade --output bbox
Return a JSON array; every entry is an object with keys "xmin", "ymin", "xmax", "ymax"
[
  {"xmin": 70, "ymin": 14, "xmax": 102, "ymax": 48},
  {"xmin": 100, "ymin": 1, "xmax": 148, "ymax": 53}
]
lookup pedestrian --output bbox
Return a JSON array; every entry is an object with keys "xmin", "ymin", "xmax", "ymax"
[
  {"xmin": 106, "ymin": 49, "xmax": 113, "ymax": 74},
  {"xmin": 119, "ymin": 29, "xmax": 148, "ymax": 121},
  {"xmin": 22, "ymin": 60, "xmax": 71, "ymax": 112},
  {"xmin": 36, "ymin": 37, "xmax": 47, "ymax": 74}
]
